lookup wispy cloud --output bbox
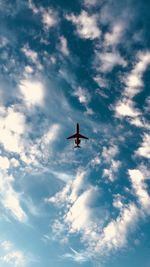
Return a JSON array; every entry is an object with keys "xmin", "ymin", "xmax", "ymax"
[
  {"xmin": 66, "ymin": 11, "xmax": 101, "ymax": 40},
  {"xmin": 59, "ymin": 36, "xmax": 70, "ymax": 56},
  {"xmin": 95, "ymin": 51, "xmax": 127, "ymax": 73},
  {"xmin": 28, "ymin": 0, "xmax": 58, "ymax": 31},
  {"xmin": 0, "ymin": 172, "xmax": 27, "ymax": 222}
]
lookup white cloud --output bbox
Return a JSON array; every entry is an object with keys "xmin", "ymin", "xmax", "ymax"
[
  {"xmin": 59, "ymin": 36, "xmax": 69, "ymax": 56},
  {"xmin": 124, "ymin": 52, "xmax": 150, "ymax": 98},
  {"xmin": 1, "ymin": 241, "xmax": 13, "ymax": 251},
  {"xmin": 96, "ymin": 203, "xmax": 138, "ymax": 252},
  {"xmin": 19, "ymin": 79, "xmax": 45, "ymax": 107},
  {"xmin": 0, "ymin": 156, "xmax": 10, "ymax": 170},
  {"xmin": 0, "ymin": 106, "xmax": 25, "ymax": 153},
  {"xmin": 28, "ymin": 0, "xmax": 39, "ymax": 14},
  {"xmin": 97, "ymin": 52, "xmax": 127, "ymax": 72},
  {"xmin": 21, "ymin": 45, "xmax": 38, "ymax": 63},
  {"xmin": 24, "ymin": 65, "xmax": 34, "ymax": 74},
  {"xmin": 102, "ymin": 144, "xmax": 118, "ymax": 162},
  {"xmin": 0, "ymin": 173, "xmax": 27, "ymax": 222},
  {"xmin": 128, "ymin": 169, "xmax": 150, "ymax": 210},
  {"xmin": 63, "ymin": 248, "xmax": 89, "ymax": 263},
  {"xmin": 42, "ymin": 124, "xmax": 60, "ymax": 144},
  {"xmin": 74, "ymin": 87, "xmax": 91, "ymax": 105},
  {"xmin": 41, "ymin": 8, "xmax": 57, "ymax": 30},
  {"xmin": 1, "ymin": 250, "xmax": 25, "ymax": 267},
  {"xmin": 66, "ymin": 11, "xmax": 101, "ymax": 40},
  {"xmin": 28, "ymin": 0, "xmax": 57, "ymax": 30},
  {"xmin": 103, "ymin": 160, "xmax": 121, "ymax": 181},
  {"xmin": 136, "ymin": 134, "xmax": 150, "ymax": 159},
  {"xmin": 104, "ymin": 23, "xmax": 124, "ymax": 47},
  {"xmin": 94, "ymin": 75, "xmax": 108, "ymax": 88},
  {"xmin": 91, "ymin": 156, "xmax": 101, "ymax": 167},
  {"xmin": 3, "ymin": 189, "xmax": 26, "ymax": 222},
  {"xmin": 115, "ymin": 51, "xmax": 150, "ymax": 121},
  {"xmin": 21, "ymin": 45, "xmax": 42, "ymax": 70},
  {"xmin": 115, "ymin": 98, "xmax": 140, "ymax": 117}
]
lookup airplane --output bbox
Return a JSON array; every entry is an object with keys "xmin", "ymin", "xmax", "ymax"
[{"xmin": 67, "ymin": 123, "xmax": 88, "ymax": 148}]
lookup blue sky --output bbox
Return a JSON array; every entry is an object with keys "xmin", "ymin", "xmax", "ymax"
[{"xmin": 0, "ymin": 0, "xmax": 150, "ymax": 266}]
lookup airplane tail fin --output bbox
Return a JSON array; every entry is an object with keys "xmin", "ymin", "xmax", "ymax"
[{"xmin": 74, "ymin": 145, "xmax": 81, "ymax": 148}]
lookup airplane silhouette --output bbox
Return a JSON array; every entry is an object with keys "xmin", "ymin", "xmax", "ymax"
[{"xmin": 67, "ymin": 123, "xmax": 88, "ymax": 148}]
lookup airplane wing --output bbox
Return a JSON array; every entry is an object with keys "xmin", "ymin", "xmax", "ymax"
[
  {"xmin": 78, "ymin": 134, "xmax": 89, "ymax": 139},
  {"xmin": 66, "ymin": 133, "xmax": 77, "ymax": 139}
]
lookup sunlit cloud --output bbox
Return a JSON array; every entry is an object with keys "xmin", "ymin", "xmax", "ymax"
[{"xmin": 66, "ymin": 11, "xmax": 101, "ymax": 40}]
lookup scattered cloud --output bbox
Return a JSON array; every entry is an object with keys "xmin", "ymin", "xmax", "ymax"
[
  {"xmin": 136, "ymin": 134, "xmax": 150, "ymax": 159},
  {"xmin": 102, "ymin": 144, "xmax": 119, "ymax": 163},
  {"xmin": 115, "ymin": 51, "xmax": 150, "ymax": 124},
  {"xmin": 63, "ymin": 248, "xmax": 90, "ymax": 263},
  {"xmin": 19, "ymin": 79, "xmax": 45, "ymax": 107},
  {"xmin": 41, "ymin": 8, "xmax": 57, "ymax": 30},
  {"xmin": 74, "ymin": 87, "xmax": 91, "ymax": 105},
  {"xmin": 21, "ymin": 45, "xmax": 43, "ymax": 70},
  {"xmin": 59, "ymin": 36, "xmax": 69, "ymax": 56},
  {"xmin": 1, "ymin": 250, "xmax": 25, "ymax": 267},
  {"xmin": 103, "ymin": 160, "xmax": 121, "ymax": 181},
  {"xmin": 96, "ymin": 203, "xmax": 138, "ymax": 252},
  {"xmin": 0, "ymin": 241, "xmax": 13, "ymax": 251},
  {"xmin": 104, "ymin": 23, "xmax": 124, "ymax": 47},
  {"xmin": 0, "ymin": 172, "xmax": 27, "ymax": 222},
  {"xmin": 96, "ymin": 51, "xmax": 127, "ymax": 72},
  {"xmin": 128, "ymin": 169, "xmax": 150, "ymax": 210},
  {"xmin": 28, "ymin": 1, "xmax": 57, "ymax": 30},
  {"xmin": 0, "ymin": 106, "xmax": 26, "ymax": 153},
  {"xmin": 66, "ymin": 11, "xmax": 101, "ymax": 40},
  {"xmin": 124, "ymin": 51, "xmax": 150, "ymax": 98},
  {"xmin": 115, "ymin": 98, "xmax": 140, "ymax": 117}
]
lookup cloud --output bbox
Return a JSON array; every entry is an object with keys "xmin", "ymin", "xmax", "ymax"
[
  {"xmin": 59, "ymin": 36, "xmax": 69, "ymax": 56},
  {"xmin": 115, "ymin": 98, "xmax": 140, "ymax": 117},
  {"xmin": 104, "ymin": 23, "xmax": 124, "ymax": 47},
  {"xmin": 83, "ymin": 0, "xmax": 98, "ymax": 6},
  {"xmin": 28, "ymin": 1, "xmax": 57, "ymax": 30},
  {"xmin": 0, "ymin": 106, "xmax": 26, "ymax": 153},
  {"xmin": 136, "ymin": 134, "xmax": 150, "ymax": 159},
  {"xmin": 102, "ymin": 144, "xmax": 119, "ymax": 163},
  {"xmin": 66, "ymin": 11, "xmax": 101, "ymax": 40},
  {"xmin": 96, "ymin": 51, "xmax": 127, "ymax": 72},
  {"xmin": 21, "ymin": 45, "xmax": 43, "ymax": 70},
  {"xmin": 115, "ymin": 51, "xmax": 150, "ymax": 122},
  {"xmin": 103, "ymin": 160, "xmax": 121, "ymax": 182},
  {"xmin": 96, "ymin": 203, "xmax": 138, "ymax": 252},
  {"xmin": 21, "ymin": 45, "xmax": 38, "ymax": 64},
  {"xmin": 41, "ymin": 8, "xmax": 57, "ymax": 30},
  {"xmin": 0, "ymin": 172, "xmax": 27, "ymax": 222},
  {"xmin": 128, "ymin": 169, "xmax": 150, "ymax": 210},
  {"xmin": 0, "ymin": 241, "xmax": 13, "ymax": 251},
  {"xmin": 0, "ymin": 156, "xmax": 10, "ymax": 170},
  {"xmin": 1, "ymin": 250, "xmax": 25, "ymax": 267},
  {"xmin": 124, "ymin": 51, "xmax": 150, "ymax": 98},
  {"xmin": 48, "ymin": 166, "xmax": 150, "ymax": 261},
  {"xmin": 63, "ymin": 248, "xmax": 90, "ymax": 263},
  {"xmin": 19, "ymin": 79, "xmax": 45, "ymax": 107},
  {"xmin": 73, "ymin": 87, "xmax": 94, "ymax": 115},
  {"xmin": 74, "ymin": 87, "xmax": 91, "ymax": 105}
]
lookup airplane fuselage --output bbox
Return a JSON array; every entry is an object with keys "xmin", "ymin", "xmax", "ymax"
[{"xmin": 75, "ymin": 123, "xmax": 80, "ymax": 147}]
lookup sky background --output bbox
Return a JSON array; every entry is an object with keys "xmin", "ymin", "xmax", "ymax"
[{"xmin": 0, "ymin": 0, "xmax": 150, "ymax": 266}]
